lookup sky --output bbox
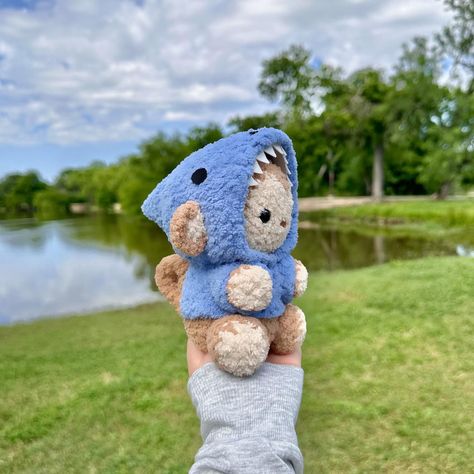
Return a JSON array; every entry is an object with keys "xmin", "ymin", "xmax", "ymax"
[{"xmin": 0, "ymin": 0, "xmax": 452, "ymax": 181}]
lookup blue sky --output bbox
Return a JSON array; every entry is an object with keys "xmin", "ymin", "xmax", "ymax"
[{"xmin": 0, "ymin": 0, "xmax": 451, "ymax": 181}]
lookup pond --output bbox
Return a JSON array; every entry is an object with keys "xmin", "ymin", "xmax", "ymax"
[{"xmin": 0, "ymin": 215, "xmax": 470, "ymax": 324}]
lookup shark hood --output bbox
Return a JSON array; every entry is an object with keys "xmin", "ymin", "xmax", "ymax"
[{"xmin": 142, "ymin": 127, "xmax": 299, "ymax": 267}]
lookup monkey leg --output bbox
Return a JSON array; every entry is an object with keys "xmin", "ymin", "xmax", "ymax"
[
  {"xmin": 266, "ymin": 304, "xmax": 306, "ymax": 355},
  {"xmin": 183, "ymin": 318, "xmax": 213, "ymax": 353},
  {"xmin": 207, "ymin": 315, "xmax": 270, "ymax": 377}
]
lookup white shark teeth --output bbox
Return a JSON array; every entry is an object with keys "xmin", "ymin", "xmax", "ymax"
[
  {"xmin": 274, "ymin": 144, "xmax": 286, "ymax": 156},
  {"xmin": 249, "ymin": 143, "xmax": 292, "ymax": 188},
  {"xmin": 264, "ymin": 146, "xmax": 276, "ymax": 158},
  {"xmin": 253, "ymin": 161, "xmax": 263, "ymax": 174},
  {"xmin": 256, "ymin": 152, "xmax": 270, "ymax": 164}
]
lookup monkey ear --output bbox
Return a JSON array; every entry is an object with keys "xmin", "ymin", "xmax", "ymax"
[{"xmin": 169, "ymin": 201, "xmax": 207, "ymax": 257}]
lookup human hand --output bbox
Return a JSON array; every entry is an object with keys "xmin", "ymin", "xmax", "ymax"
[
  {"xmin": 187, "ymin": 339, "xmax": 213, "ymax": 376},
  {"xmin": 187, "ymin": 338, "xmax": 301, "ymax": 376}
]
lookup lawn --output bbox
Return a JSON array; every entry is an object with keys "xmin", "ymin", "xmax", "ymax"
[
  {"xmin": 306, "ymin": 198, "xmax": 474, "ymax": 228},
  {"xmin": 1, "ymin": 257, "xmax": 473, "ymax": 473}
]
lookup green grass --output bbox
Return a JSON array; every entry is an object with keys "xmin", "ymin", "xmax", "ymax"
[
  {"xmin": 1, "ymin": 257, "xmax": 473, "ymax": 473},
  {"xmin": 306, "ymin": 198, "xmax": 474, "ymax": 227}
]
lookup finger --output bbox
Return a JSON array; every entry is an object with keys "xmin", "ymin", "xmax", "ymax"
[
  {"xmin": 187, "ymin": 339, "xmax": 201, "ymax": 376},
  {"xmin": 187, "ymin": 338, "xmax": 213, "ymax": 376},
  {"xmin": 266, "ymin": 347, "xmax": 302, "ymax": 367}
]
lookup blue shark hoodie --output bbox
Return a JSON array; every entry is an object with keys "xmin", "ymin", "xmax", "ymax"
[{"xmin": 142, "ymin": 127, "xmax": 299, "ymax": 320}]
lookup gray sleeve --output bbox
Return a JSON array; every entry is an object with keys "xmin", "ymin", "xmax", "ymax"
[{"xmin": 187, "ymin": 362, "xmax": 304, "ymax": 474}]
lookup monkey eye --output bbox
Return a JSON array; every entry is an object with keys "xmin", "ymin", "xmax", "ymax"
[
  {"xmin": 259, "ymin": 208, "xmax": 271, "ymax": 223},
  {"xmin": 191, "ymin": 168, "xmax": 207, "ymax": 185}
]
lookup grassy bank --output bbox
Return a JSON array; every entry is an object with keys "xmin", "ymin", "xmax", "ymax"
[
  {"xmin": 305, "ymin": 198, "xmax": 474, "ymax": 227},
  {"xmin": 1, "ymin": 257, "xmax": 473, "ymax": 473}
]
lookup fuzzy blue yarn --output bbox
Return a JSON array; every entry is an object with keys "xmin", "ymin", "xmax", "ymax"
[{"xmin": 142, "ymin": 127, "xmax": 299, "ymax": 319}]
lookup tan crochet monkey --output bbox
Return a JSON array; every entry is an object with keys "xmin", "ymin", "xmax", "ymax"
[{"xmin": 143, "ymin": 128, "xmax": 308, "ymax": 376}]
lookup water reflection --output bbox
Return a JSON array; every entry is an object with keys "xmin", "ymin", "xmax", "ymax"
[
  {"xmin": 0, "ymin": 215, "xmax": 464, "ymax": 324},
  {"xmin": 0, "ymin": 218, "xmax": 164, "ymax": 324},
  {"xmin": 293, "ymin": 225, "xmax": 456, "ymax": 271}
]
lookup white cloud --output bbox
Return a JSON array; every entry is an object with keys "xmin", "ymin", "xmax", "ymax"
[{"xmin": 0, "ymin": 0, "xmax": 451, "ymax": 145}]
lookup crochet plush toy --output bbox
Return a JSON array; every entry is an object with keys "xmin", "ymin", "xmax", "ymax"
[{"xmin": 142, "ymin": 127, "xmax": 308, "ymax": 376}]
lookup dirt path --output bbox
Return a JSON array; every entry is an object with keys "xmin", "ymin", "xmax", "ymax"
[
  {"xmin": 298, "ymin": 195, "xmax": 433, "ymax": 212},
  {"xmin": 298, "ymin": 196, "xmax": 372, "ymax": 212}
]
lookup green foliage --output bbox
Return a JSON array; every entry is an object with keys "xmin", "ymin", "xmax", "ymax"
[
  {"xmin": 228, "ymin": 112, "xmax": 282, "ymax": 132},
  {"xmin": 0, "ymin": 171, "xmax": 48, "ymax": 216},
  {"xmin": 55, "ymin": 162, "xmax": 121, "ymax": 211},
  {"xmin": 113, "ymin": 125, "xmax": 223, "ymax": 215},
  {"xmin": 1, "ymin": 257, "xmax": 473, "ymax": 472},
  {"xmin": 33, "ymin": 188, "xmax": 71, "ymax": 219},
  {"xmin": 285, "ymin": 116, "xmax": 329, "ymax": 196},
  {"xmin": 117, "ymin": 175, "xmax": 151, "ymax": 215},
  {"xmin": 436, "ymin": 0, "xmax": 474, "ymax": 88},
  {"xmin": 258, "ymin": 44, "xmax": 316, "ymax": 118},
  {"xmin": 387, "ymin": 37, "xmax": 447, "ymax": 195},
  {"xmin": 187, "ymin": 123, "xmax": 223, "ymax": 150},
  {"xmin": 418, "ymin": 89, "xmax": 474, "ymax": 196},
  {"xmin": 118, "ymin": 132, "xmax": 190, "ymax": 215},
  {"xmin": 318, "ymin": 66, "xmax": 390, "ymax": 198},
  {"xmin": 270, "ymin": 36, "xmax": 473, "ymax": 198}
]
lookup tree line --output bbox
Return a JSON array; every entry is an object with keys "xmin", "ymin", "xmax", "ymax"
[{"xmin": 0, "ymin": 0, "xmax": 472, "ymax": 218}]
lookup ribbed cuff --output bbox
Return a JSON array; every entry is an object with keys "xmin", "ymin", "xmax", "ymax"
[{"xmin": 188, "ymin": 362, "xmax": 304, "ymax": 443}]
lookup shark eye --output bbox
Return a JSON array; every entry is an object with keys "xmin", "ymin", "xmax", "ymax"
[
  {"xmin": 259, "ymin": 208, "xmax": 271, "ymax": 223},
  {"xmin": 191, "ymin": 168, "xmax": 207, "ymax": 185}
]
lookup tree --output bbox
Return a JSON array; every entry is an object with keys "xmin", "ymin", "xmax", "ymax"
[
  {"xmin": 389, "ymin": 36, "xmax": 473, "ymax": 198},
  {"xmin": 317, "ymin": 66, "xmax": 391, "ymax": 199},
  {"xmin": 436, "ymin": 0, "xmax": 474, "ymax": 90},
  {"xmin": 228, "ymin": 112, "xmax": 282, "ymax": 132},
  {"xmin": 418, "ymin": 88, "xmax": 474, "ymax": 197},
  {"xmin": 258, "ymin": 45, "xmax": 316, "ymax": 119},
  {"xmin": 55, "ymin": 161, "xmax": 120, "ymax": 211},
  {"xmin": 33, "ymin": 188, "xmax": 71, "ymax": 219},
  {"xmin": 187, "ymin": 123, "xmax": 223, "ymax": 150},
  {"xmin": 0, "ymin": 171, "xmax": 47, "ymax": 215},
  {"xmin": 387, "ymin": 37, "xmax": 445, "ymax": 195},
  {"xmin": 117, "ymin": 132, "xmax": 191, "ymax": 214},
  {"xmin": 350, "ymin": 69, "xmax": 390, "ymax": 200}
]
